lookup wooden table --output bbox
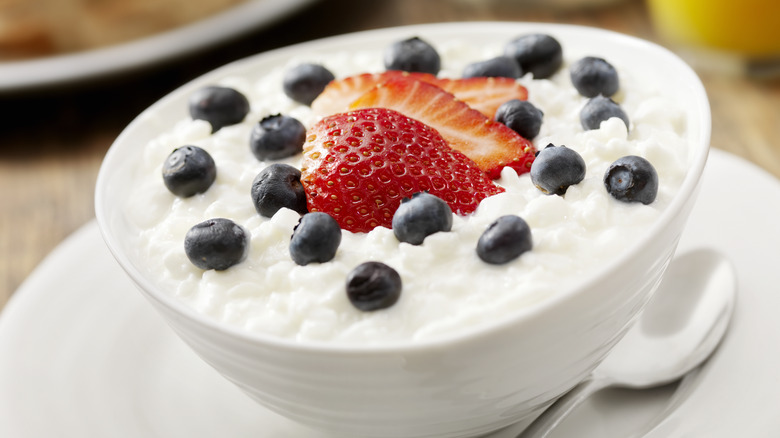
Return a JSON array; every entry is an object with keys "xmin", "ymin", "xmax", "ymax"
[{"xmin": 1, "ymin": 0, "xmax": 778, "ymax": 311}]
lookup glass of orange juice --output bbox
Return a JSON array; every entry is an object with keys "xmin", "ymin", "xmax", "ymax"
[{"xmin": 646, "ymin": 0, "xmax": 780, "ymax": 76}]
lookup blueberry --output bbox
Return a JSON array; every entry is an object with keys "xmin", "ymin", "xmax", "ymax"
[
  {"xmin": 162, "ymin": 145, "xmax": 217, "ymax": 197},
  {"xmin": 494, "ymin": 99, "xmax": 544, "ymax": 139},
  {"xmin": 580, "ymin": 95, "xmax": 629, "ymax": 131},
  {"xmin": 283, "ymin": 63, "xmax": 335, "ymax": 106},
  {"xmin": 530, "ymin": 144, "xmax": 586, "ymax": 196},
  {"xmin": 462, "ymin": 56, "xmax": 521, "ymax": 78},
  {"xmin": 251, "ymin": 163, "xmax": 308, "ymax": 218},
  {"xmin": 346, "ymin": 262, "xmax": 402, "ymax": 311},
  {"xmin": 504, "ymin": 34, "xmax": 563, "ymax": 79},
  {"xmin": 604, "ymin": 156, "xmax": 658, "ymax": 205},
  {"xmin": 188, "ymin": 86, "xmax": 250, "ymax": 132},
  {"xmin": 384, "ymin": 36, "xmax": 441, "ymax": 75},
  {"xmin": 249, "ymin": 114, "xmax": 306, "ymax": 161},
  {"xmin": 570, "ymin": 56, "xmax": 619, "ymax": 98},
  {"xmin": 289, "ymin": 212, "xmax": 342, "ymax": 265},
  {"xmin": 184, "ymin": 218, "xmax": 249, "ymax": 271},
  {"xmin": 477, "ymin": 215, "xmax": 533, "ymax": 265},
  {"xmin": 392, "ymin": 192, "xmax": 453, "ymax": 245}
]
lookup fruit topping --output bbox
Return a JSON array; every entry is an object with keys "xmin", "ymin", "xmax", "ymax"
[
  {"xmin": 570, "ymin": 56, "xmax": 619, "ymax": 98},
  {"xmin": 383, "ymin": 36, "xmax": 441, "ymax": 75},
  {"xmin": 462, "ymin": 56, "xmax": 521, "ymax": 78},
  {"xmin": 504, "ymin": 34, "xmax": 563, "ymax": 79},
  {"xmin": 289, "ymin": 212, "xmax": 342, "ymax": 265},
  {"xmin": 311, "ymin": 71, "xmax": 528, "ymax": 119},
  {"xmin": 162, "ymin": 145, "xmax": 217, "ymax": 198},
  {"xmin": 184, "ymin": 218, "xmax": 250, "ymax": 271},
  {"xmin": 188, "ymin": 86, "xmax": 250, "ymax": 132},
  {"xmin": 477, "ymin": 215, "xmax": 533, "ymax": 265},
  {"xmin": 283, "ymin": 63, "xmax": 335, "ymax": 106},
  {"xmin": 249, "ymin": 114, "xmax": 306, "ymax": 161},
  {"xmin": 392, "ymin": 192, "xmax": 453, "ymax": 245},
  {"xmin": 580, "ymin": 95, "xmax": 629, "ymax": 131},
  {"xmin": 349, "ymin": 76, "xmax": 536, "ymax": 178},
  {"xmin": 311, "ymin": 71, "xmax": 425, "ymax": 116},
  {"xmin": 604, "ymin": 156, "xmax": 658, "ymax": 205},
  {"xmin": 530, "ymin": 144, "xmax": 586, "ymax": 196},
  {"xmin": 251, "ymin": 163, "xmax": 308, "ymax": 217},
  {"xmin": 300, "ymin": 107, "xmax": 504, "ymax": 233},
  {"xmin": 346, "ymin": 261, "xmax": 402, "ymax": 311},
  {"xmin": 433, "ymin": 76, "xmax": 529, "ymax": 119},
  {"xmin": 494, "ymin": 99, "xmax": 544, "ymax": 140}
]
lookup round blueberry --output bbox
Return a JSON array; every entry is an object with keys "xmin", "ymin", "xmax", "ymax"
[
  {"xmin": 494, "ymin": 99, "xmax": 544, "ymax": 140},
  {"xmin": 249, "ymin": 114, "xmax": 306, "ymax": 161},
  {"xmin": 462, "ymin": 56, "xmax": 521, "ymax": 78},
  {"xmin": 283, "ymin": 63, "xmax": 335, "ymax": 106},
  {"xmin": 604, "ymin": 156, "xmax": 658, "ymax": 205},
  {"xmin": 477, "ymin": 215, "xmax": 533, "ymax": 265},
  {"xmin": 184, "ymin": 218, "xmax": 249, "ymax": 271},
  {"xmin": 346, "ymin": 262, "xmax": 402, "ymax": 311},
  {"xmin": 188, "ymin": 86, "xmax": 250, "ymax": 132},
  {"xmin": 580, "ymin": 95, "xmax": 629, "ymax": 131},
  {"xmin": 162, "ymin": 145, "xmax": 217, "ymax": 197},
  {"xmin": 392, "ymin": 192, "xmax": 453, "ymax": 245},
  {"xmin": 289, "ymin": 212, "xmax": 342, "ymax": 266},
  {"xmin": 530, "ymin": 144, "xmax": 586, "ymax": 196},
  {"xmin": 504, "ymin": 34, "xmax": 563, "ymax": 79},
  {"xmin": 570, "ymin": 56, "xmax": 619, "ymax": 98},
  {"xmin": 384, "ymin": 36, "xmax": 441, "ymax": 75},
  {"xmin": 251, "ymin": 163, "xmax": 308, "ymax": 218}
]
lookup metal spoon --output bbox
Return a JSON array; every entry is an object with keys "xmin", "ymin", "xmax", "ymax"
[{"xmin": 516, "ymin": 248, "xmax": 736, "ymax": 438}]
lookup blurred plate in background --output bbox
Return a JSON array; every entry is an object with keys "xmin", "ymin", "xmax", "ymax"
[{"xmin": 0, "ymin": 0, "xmax": 317, "ymax": 93}]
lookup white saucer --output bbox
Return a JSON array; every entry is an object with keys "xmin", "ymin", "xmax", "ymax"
[{"xmin": 2, "ymin": 149, "xmax": 779, "ymax": 437}]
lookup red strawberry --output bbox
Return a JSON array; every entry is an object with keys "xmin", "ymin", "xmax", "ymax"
[
  {"xmin": 310, "ymin": 71, "xmax": 527, "ymax": 119},
  {"xmin": 300, "ymin": 108, "xmax": 504, "ymax": 233},
  {"xmin": 311, "ymin": 71, "xmax": 428, "ymax": 117},
  {"xmin": 349, "ymin": 76, "xmax": 535, "ymax": 179},
  {"xmin": 433, "ymin": 76, "xmax": 528, "ymax": 118}
]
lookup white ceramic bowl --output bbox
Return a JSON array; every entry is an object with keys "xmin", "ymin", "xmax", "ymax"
[{"xmin": 95, "ymin": 22, "xmax": 710, "ymax": 438}]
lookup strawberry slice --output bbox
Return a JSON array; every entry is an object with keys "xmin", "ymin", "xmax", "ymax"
[
  {"xmin": 433, "ymin": 76, "xmax": 528, "ymax": 119},
  {"xmin": 300, "ymin": 108, "xmax": 504, "ymax": 233},
  {"xmin": 311, "ymin": 71, "xmax": 428, "ymax": 117},
  {"xmin": 311, "ymin": 71, "xmax": 527, "ymax": 119},
  {"xmin": 349, "ymin": 76, "xmax": 535, "ymax": 179}
]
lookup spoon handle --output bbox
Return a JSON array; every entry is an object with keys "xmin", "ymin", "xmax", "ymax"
[{"xmin": 516, "ymin": 375, "xmax": 614, "ymax": 438}]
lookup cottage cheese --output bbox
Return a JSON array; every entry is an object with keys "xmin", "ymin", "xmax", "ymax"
[{"xmin": 125, "ymin": 39, "xmax": 690, "ymax": 344}]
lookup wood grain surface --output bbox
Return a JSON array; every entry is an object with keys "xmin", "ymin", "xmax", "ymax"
[{"xmin": 1, "ymin": 0, "xmax": 778, "ymax": 311}]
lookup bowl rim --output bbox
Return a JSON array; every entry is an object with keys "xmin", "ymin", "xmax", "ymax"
[{"xmin": 95, "ymin": 21, "xmax": 711, "ymax": 355}]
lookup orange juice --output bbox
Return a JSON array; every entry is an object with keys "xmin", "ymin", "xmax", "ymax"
[{"xmin": 647, "ymin": 0, "xmax": 780, "ymax": 57}]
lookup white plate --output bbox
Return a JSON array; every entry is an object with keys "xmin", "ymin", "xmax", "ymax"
[
  {"xmin": 0, "ymin": 0, "xmax": 316, "ymax": 93},
  {"xmin": 1, "ymin": 149, "xmax": 779, "ymax": 437}
]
